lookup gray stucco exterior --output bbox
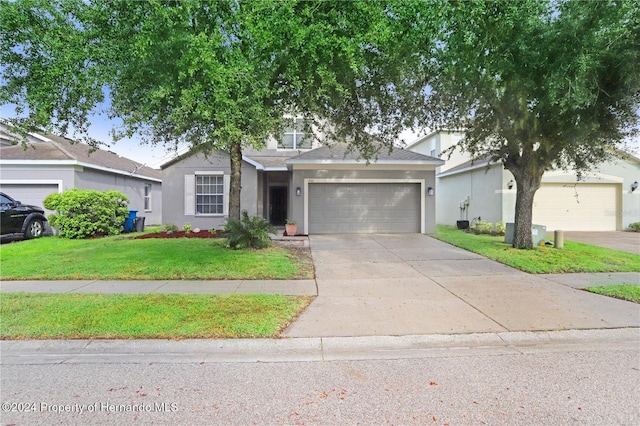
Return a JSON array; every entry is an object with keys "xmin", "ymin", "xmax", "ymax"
[
  {"xmin": 161, "ymin": 144, "xmax": 443, "ymax": 234},
  {"xmin": 161, "ymin": 151, "xmax": 258, "ymax": 230}
]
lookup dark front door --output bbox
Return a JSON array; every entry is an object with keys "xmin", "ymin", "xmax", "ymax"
[{"xmin": 269, "ymin": 186, "xmax": 287, "ymax": 226}]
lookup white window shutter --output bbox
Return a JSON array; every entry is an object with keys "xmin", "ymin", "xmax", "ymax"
[
  {"xmin": 223, "ymin": 174, "xmax": 230, "ymax": 217},
  {"xmin": 184, "ymin": 174, "xmax": 195, "ymax": 216}
]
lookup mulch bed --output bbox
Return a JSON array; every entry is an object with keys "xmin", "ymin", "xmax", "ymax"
[{"xmin": 135, "ymin": 230, "xmax": 224, "ymax": 239}]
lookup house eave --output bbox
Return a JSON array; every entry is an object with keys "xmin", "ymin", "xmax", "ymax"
[{"xmin": 0, "ymin": 159, "xmax": 163, "ymax": 183}]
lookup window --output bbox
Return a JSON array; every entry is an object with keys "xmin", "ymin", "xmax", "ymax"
[
  {"xmin": 144, "ymin": 184, "xmax": 152, "ymax": 211},
  {"xmin": 279, "ymin": 119, "xmax": 312, "ymax": 150},
  {"xmin": 196, "ymin": 175, "xmax": 224, "ymax": 215}
]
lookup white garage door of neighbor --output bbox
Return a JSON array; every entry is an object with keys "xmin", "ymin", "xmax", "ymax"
[
  {"xmin": 308, "ymin": 183, "xmax": 421, "ymax": 234},
  {"xmin": 533, "ymin": 183, "xmax": 618, "ymax": 231},
  {"xmin": 0, "ymin": 183, "xmax": 59, "ymax": 214}
]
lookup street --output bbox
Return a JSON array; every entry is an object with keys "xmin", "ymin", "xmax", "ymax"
[{"xmin": 2, "ymin": 338, "xmax": 639, "ymax": 425}]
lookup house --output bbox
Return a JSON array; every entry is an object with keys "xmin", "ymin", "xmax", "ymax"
[
  {"xmin": 0, "ymin": 122, "xmax": 162, "ymax": 225},
  {"xmin": 408, "ymin": 130, "xmax": 640, "ymax": 232},
  {"xmin": 160, "ymin": 120, "xmax": 444, "ymax": 234}
]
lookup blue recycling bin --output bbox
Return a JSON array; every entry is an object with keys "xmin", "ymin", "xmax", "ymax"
[{"xmin": 124, "ymin": 210, "xmax": 138, "ymax": 232}]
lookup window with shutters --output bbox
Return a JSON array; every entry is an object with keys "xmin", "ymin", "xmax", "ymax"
[{"xmin": 196, "ymin": 175, "xmax": 224, "ymax": 215}]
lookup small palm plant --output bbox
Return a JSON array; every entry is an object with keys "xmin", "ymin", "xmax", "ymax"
[{"xmin": 223, "ymin": 210, "xmax": 276, "ymax": 249}]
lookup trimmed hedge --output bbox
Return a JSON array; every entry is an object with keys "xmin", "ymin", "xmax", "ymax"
[{"xmin": 44, "ymin": 189, "xmax": 129, "ymax": 239}]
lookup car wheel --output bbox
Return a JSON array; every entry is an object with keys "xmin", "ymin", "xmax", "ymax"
[{"xmin": 25, "ymin": 218, "xmax": 44, "ymax": 239}]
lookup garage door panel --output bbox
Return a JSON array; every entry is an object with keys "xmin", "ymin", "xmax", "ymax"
[
  {"xmin": 533, "ymin": 183, "xmax": 618, "ymax": 231},
  {"xmin": 309, "ymin": 183, "xmax": 421, "ymax": 234},
  {"xmin": 0, "ymin": 184, "xmax": 59, "ymax": 215}
]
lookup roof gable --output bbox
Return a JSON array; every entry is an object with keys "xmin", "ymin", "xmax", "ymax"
[{"xmin": 0, "ymin": 127, "xmax": 161, "ymax": 180}]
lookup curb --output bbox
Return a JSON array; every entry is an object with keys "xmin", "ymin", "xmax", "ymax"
[{"xmin": 2, "ymin": 328, "xmax": 637, "ymax": 365}]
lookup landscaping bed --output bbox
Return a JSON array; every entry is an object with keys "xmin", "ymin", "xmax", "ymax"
[{"xmin": 135, "ymin": 229, "xmax": 224, "ymax": 239}]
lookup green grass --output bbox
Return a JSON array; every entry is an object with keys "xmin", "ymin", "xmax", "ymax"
[
  {"xmin": 0, "ymin": 236, "xmax": 313, "ymax": 280},
  {"xmin": 0, "ymin": 293, "xmax": 313, "ymax": 339},
  {"xmin": 434, "ymin": 226, "xmax": 640, "ymax": 273},
  {"xmin": 585, "ymin": 285, "xmax": 640, "ymax": 303}
]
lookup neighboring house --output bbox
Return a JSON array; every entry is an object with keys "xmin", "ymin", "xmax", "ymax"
[
  {"xmin": 161, "ymin": 120, "xmax": 444, "ymax": 234},
  {"xmin": 0, "ymin": 122, "xmax": 162, "ymax": 225},
  {"xmin": 408, "ymin": 130, "xmax": 640, "ymax": 232}
]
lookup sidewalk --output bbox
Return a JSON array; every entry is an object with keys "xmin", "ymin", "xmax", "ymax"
[{"xmin": 0, "ymin": 279, "xmax": 317, "ymax": 296}]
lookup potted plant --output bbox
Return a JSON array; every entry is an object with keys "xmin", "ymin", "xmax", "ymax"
[{"xmin": 285, "ymin": 219, "xmax": 297, "ymax": 236}]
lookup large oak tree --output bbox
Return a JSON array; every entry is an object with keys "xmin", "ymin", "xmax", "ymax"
[
  {"xmin": 411, "ymin": 0, "xmax": 639, "ymax": 248},
  {"xmin": 0, "ymin": 0, "xmax": 411, "ymax": 221}
]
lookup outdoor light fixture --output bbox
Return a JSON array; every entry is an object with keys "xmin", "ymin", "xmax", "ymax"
[
  {"xmin": 507, "ymin": 179, "xmax": 514, "ymax": 190},
  {"xmin": 632, "ymin": 181, "xmax": 638, "ymax": 192},
  {"xmin": 427, "ymin": 187, "xmax": 434, "ymax": 196},
  {"xmin": 296, "ymin": 187, "xmax": 301, "ymax": 196}
]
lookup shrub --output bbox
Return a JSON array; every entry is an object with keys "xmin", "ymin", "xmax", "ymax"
[
  {"xmin": 496, "ymin": 221, "xmax": 506, "ymax": 236},
  {"xmin": 44, "ymin": 189, "xmax": 129, "ymax": 239},
  {"xmin": 163, "ymin": 223, "xmax": 179, "ymax": 233},
  {"xmin": 472, "ymin": 220, "xmax": 494, "ymax": 235},
  {"xmin": 223, "ymin": 210, "xmax": 276, "ymax": 249},
  {"xmin": 628, "ymin": 222, "xmax": 640, "ymax": 232},
  {"xmin": 183, "ymin": 222, "xmax": 192, "ymax": 234}
]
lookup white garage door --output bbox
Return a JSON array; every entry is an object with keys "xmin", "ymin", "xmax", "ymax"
[
  {"xmin": 308, "ymin": 183, "xmax": 421, "ymax": 233},
  {"xmin": 533, "ymin": 183, "xmax": 618, "ymax": 231},
  {"xmin": 0, "ymin": 183, "xmax": 59, "ymax": 214}
]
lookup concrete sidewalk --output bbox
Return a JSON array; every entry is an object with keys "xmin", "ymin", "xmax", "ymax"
[{"xmin": 0, "ymin": 279, "xmax": 317, "ymax": 296}]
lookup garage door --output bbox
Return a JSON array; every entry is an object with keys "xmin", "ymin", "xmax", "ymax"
[
  {"xmin": 0, "ymin": 183, "xmax": 59, "ymax": 215},
  {"xmin": 533, "ymin": 183, "xmax": 618, "ymax": 231},
  {"xmin": 308, "ymin": 183, "xmax": 421, "ymax": 233}
]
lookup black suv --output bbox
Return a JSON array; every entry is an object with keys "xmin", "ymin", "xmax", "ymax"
[{"xmin": 0, "ymin": 192, "xmax": 48, "ymax": 242}]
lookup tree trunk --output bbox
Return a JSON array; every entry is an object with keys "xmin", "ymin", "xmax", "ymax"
[
  {"xmin": 511, "ymin": 169, "xmax": 544, "ymax": 249},
  {"xmin": 228, "ymin": 141, "xmax": 243, "ymax": 221}
]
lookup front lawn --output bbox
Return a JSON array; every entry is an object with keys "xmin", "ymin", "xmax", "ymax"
[
  {"xmin": 0, "ymin": 236, "xmax": 313, "ymax": 280},
  {"xmin": 434, "ymin": 226, "xmax": 640, "ymax": 274},
  {"xmin": 0, "ymin": 293, "xmax": 312, "ymax": 339}
]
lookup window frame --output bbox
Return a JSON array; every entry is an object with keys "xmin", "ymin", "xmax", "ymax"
[
  {"xmin": 144, "ymin": 183, "xmax": 152, "ymax": 211},
  {"xmin": 278, "ymin": 119, "xmax": 312, "ymax": 150}
]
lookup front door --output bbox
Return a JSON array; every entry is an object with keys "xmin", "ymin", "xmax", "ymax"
[{"xmin": 269, "ymin": 186, "xmax": 287, "ymax": 226}]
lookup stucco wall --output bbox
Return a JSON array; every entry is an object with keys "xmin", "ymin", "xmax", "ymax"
[
  {"xmin": 436, "ymin": 165, "xmax": 505, "ymax": 227},
  {"xmin": 161, "ymin": 151, "xmax": 258, "ymax": 229},
  {"xmin": 290, "ymin": 167, "xmax": 438, "ymax": 234}
]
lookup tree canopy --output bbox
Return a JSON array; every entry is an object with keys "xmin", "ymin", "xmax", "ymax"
[
  {"xmin": 2, "ymin": 0, "xmax": 638, "ymax": 245},
  {"xmin": 0, "ymin": 0, "xmax": 415, "ymax": 219},
  {"xmin": 410, "ymin": 0, "xmax": 639, "ymax": 248}
]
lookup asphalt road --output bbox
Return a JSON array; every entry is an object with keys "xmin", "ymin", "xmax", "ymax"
[{"xmin": 2, "ymin": 343, "xmax": 638, "ymax": 425}]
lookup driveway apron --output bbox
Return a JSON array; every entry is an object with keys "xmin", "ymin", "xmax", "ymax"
[{"xmin": 283, "ymin": 234, "xmax": 640, "ymax": 337}]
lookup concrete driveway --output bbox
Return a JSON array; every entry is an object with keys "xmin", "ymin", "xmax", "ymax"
[
  {"xmin": 283, "ymin": 234, "xmax": 640, "ymax": 337},
  {"xmin": 564, "ymin": 231, "xmax": 640, "ymax": 255}
]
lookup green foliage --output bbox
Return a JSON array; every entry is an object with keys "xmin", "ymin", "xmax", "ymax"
[
  {"xmin": 496, "ymin": 221, "xmax": 506, "ymax": 236},
  {"xmin": 223, "ymin": 210, "xmax": 276, "ymax": 250},
  {"xmin": 43, "ymin": 189, "xmax": 128, "ymax": 239},
  {"xmin": 472, "ymin": 220, "xmax": 494, "ymax": 235},
  {"xmin": 183, "ymin": 222, "xmax": 192, "ymax": 234},
  {"xmin": 163, "ymin": 224, "xmax": 179, "ymax": 233},
  {"xmin": 628, "ymin": 222, "xmax": 640, "ymax": 232}
]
